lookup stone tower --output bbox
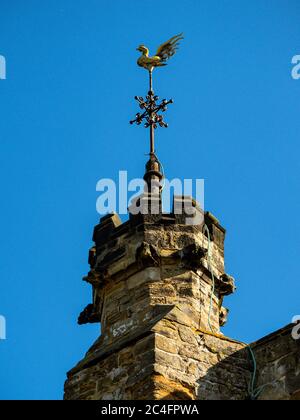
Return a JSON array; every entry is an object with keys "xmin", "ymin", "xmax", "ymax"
[
  {"xmin": 64, "ymin": 40, "xmax": 300, "ymax": 400},
  {"xmin": 64, "ymin": 153, "xmax": 300, "ymax": 401},
  {"xmin": 64, "ymin": 154, "xmax": 255, "ymax": 400}
]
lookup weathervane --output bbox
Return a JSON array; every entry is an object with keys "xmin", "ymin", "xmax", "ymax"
[{"xmin": 130, "ymin": 33, "xmax": 184, "ymax": 156}]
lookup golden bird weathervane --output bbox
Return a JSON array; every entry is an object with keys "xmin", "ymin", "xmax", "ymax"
[{"xmin": 130, "ymin": 33, "xmax": 184, "ymax": 157}]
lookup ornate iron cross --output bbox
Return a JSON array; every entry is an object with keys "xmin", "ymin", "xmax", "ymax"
[{"xmin": 130, "ymin": 71, "xmax": 173, "ymax": 155}]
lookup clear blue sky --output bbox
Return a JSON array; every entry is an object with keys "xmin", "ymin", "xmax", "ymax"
[{"xmin": 0, "ymin": 0, "xmax": 299, "ymax": 400}]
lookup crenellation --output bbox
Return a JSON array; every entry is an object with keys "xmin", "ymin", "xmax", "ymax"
[{"xmin": 65, "ymin": 197, "xmax": 298, "ymax": 400}]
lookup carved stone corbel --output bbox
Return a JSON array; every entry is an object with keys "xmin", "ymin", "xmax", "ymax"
[
  {"xmin": 219, "ymin": 306, "xmax": 229, "ymax": 327},
  {"xmin": 78, "ymin": 303, "xmax": 101, "ymax": 325},
  {"xmin": 136, "ymin": 241, "xmax": 160, "ymax": 267},
  {"xmin": 219, "ymin": 273, "xmax": 236, "ymax": 296},
  {"xmin": 178, "ymin": 243, "xmax": 207, "ymax": 269},
  {"xmin": 83, "ymin": 266, "xmax": 111, "ymax": 288}
]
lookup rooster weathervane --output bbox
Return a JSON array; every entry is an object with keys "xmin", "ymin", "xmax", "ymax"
[{"xmin": 130, "ymin": 33, "xmax": 184, "ymax": 156}]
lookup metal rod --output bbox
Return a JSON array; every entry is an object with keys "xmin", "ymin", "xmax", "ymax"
[
  {"xmin": 149, "ymin": 70, "xmax": 154, "ymax": 154},
  {"xmin": 150, "ymin": 125, "xmax": 154, "ymax": 154},
  {"xmin": 149, "ymin": 70, "xmax": 153, "ymax": 92}
]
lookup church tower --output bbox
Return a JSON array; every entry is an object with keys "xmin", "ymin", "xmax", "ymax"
[
  {"xmin": 64, "ymin": 34, "xmax": 300, "ymax": 401},
  {"xmin": 63, "ymin": 156, "xmax": 254, "ymax": 399},
  {"xmin": 64, "ymin": 35, "xmax": 252, "ymax": 400}
]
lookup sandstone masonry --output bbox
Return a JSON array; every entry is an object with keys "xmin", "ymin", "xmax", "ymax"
[{"xmin": 64, "ymin": 202, "xmax": 300, "ymax": 400}]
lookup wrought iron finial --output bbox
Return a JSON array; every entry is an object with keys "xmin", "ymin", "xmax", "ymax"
[
  {"xmin": 130, "ymin": 34, "xmax": 183, "ymax": 188},
  {"xmin": 130, "ymin": 84, "xmax": 173, "ymax": 154}
]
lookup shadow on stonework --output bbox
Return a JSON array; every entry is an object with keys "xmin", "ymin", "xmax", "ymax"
[{"xmin": 196, "ymin": 324, "xmax": 300, "ymax": 400}]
